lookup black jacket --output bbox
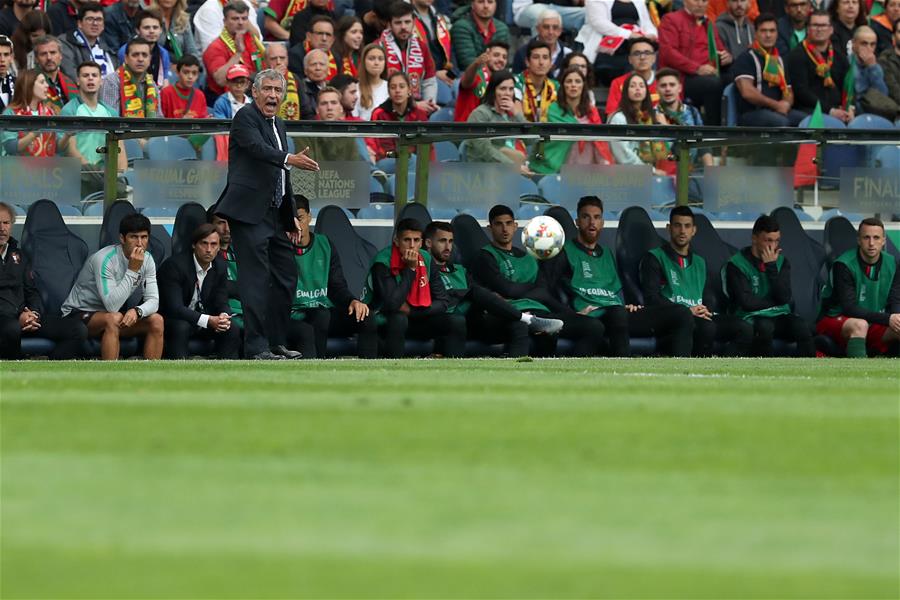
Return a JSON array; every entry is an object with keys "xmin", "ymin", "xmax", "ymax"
[
  {"xmin": 214, "ymin": 102, "xmax": 297, "ymax": 230},
  {"xmin": 786, "ymin": 41, "xmax": 849, "ymax": 114},
  {"xmin": 0, "ymin": 238, "xmax": 43, "ymax": 319},
  {"xmin": 371, "ymin": 256, "xmax": 449, "ymax": 316},
  {"xmin": 158, "ymin": 251, "xmax": 230, "ymax": 324},
  {"xmin": 826, "ymin": 252, "xmax": 900, "ymax": 325},
  {"xmin": 725, "ymin": 246, "xmax": 794, "ymax": 313}
]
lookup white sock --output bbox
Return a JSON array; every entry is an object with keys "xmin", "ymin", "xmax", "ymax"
[{"xmin": 520, "ymin": 312, "xmax": 533, "ymax": 324}]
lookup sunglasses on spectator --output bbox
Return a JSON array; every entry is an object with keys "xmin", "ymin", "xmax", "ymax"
[{"xmin": 0, "ymin": 34, "xmax": 12, "ymax": 49}]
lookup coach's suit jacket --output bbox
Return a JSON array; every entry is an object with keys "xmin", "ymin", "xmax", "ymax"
[
  {"xmin": 158, "ymin": 251, "xmax": 231, "ymax": 324},
  {"xmin": 214, "ymin": 101, "xmax": 297, "ymax": 232}
]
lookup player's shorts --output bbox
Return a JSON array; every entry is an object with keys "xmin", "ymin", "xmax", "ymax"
[{"xmin": 815, "ymin": 315, "xmax": 891, "ymax": 354}]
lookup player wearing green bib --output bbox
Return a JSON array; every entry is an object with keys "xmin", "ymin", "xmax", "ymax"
[
  {"xmin": 816, "ymin": 217, "xmax": 900, "ymax": 357},
  {"xmin": 424, "ymin": 221, "xmax": 563, "ymax": 357},
  {"xmin": 544, "ymin": 196, "xmax": 694, "ymax": 357},
  {"xmin": 286, "ymin": 198, "xmax": 377, "ymax": 358},
  {"xmin": 639, "ymin": 206, "xmax": 752, "ymax": 356},
  {"xmin": 474, "ymin": 204, "xmax": 604, "ymax": 357},
  {"xmin": 364, "ymin": 218, "xmax": 466, "ymax": 358},
  {"xmin": 208, "ymin": 209, "xmax": 244, "ymax": 332},
  {"xmin": 723, "ymin": 215, "xmax": 814, "ymax": 356}
]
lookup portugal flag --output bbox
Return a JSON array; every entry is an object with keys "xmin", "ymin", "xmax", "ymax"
[{"xmin": 794, "ymin": 102, "xmax": 823, "ymax": 188}]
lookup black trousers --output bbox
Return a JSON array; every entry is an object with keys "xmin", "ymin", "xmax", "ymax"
[
  {"xmin": 749, "ymin": 313, "xmax": 815, "ymax": 357},
  {"xmin": 287, "ymin": 306, "xmax": 379, "ymax": 359},
  {"xmin": 228, "ymin": 206, "xmax": 297, "ymax": 357},
  {"xmin": 163, "ymin": 318, "xmax": 241, "ymax": 359},
  {"xmin": 466, "ymin": 285, "xmax": 529, "ymax": 357},
  {"xmin": 380, "ymin": 312, "xmax": 467, "ymax": 358},
  {"xmin": 684, "ymin": 74, "xmax": 724, "ymax": 125},
  {"xmin": 693, "ymin": 314, "xmax": 753, "ymax": 357},
  {"xmin": 0, "ymin": 314, "xmax": 88, "ymax": 359},
  {"xmin": 596, "ymin": 304, "xmax": 695, "ymax": 357}
]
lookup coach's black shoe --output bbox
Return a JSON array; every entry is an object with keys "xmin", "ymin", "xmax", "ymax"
[
  {"xmin": 528, "ymin": 316, "xmax": 564, "ymax": 335},
  {"xmin": 252, "ymin": 351, "xmax": 286, "ymax": 360},
  {"xmin": 270, "ymin": 345, "xmax": 302, "ymax": 359}
]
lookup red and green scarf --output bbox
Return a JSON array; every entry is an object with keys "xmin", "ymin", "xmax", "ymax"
[
  {"xmin": 389, "ymin": 245, "xmax": 431, "ymax": 307},
  {"xmin": 279, "ymin": 71, "xmax": 301, "ymax": 120},
  {"xmin": 12, "ymin": 103, "xmax": 57, "ymax": 156},
  {"xmin": 519, "ymin": 71, "xmax": 557, "ymax": 122},
  {"xmin": 267, "ymin": 0, "xmax": 335, "ymax": 29},
  {"xmin": 803, "ymin": 39, "xmax": 835, "ymax": 87},
  {"xmin": 379, "ymin": 29, "xmax": 429, "ymax": 99},
  {"xmin": 43, "ymin": 71, "xmax": 79, "ymax": 111},
  {"xmin": 303, "ymin": 40, "xmax": 339, "ymax": 80},
  {"xmin": 751, "ymin": 41, "xmax": 791, "ymax": 101},
  {"xmin": 220, "ymin": 29, "xmax": 265, "ymax": 72},
  {"xmin": 414, "ymin": 10, "xmax": 452, "ymax": 69},
  {"xmin": 706, "ymin": 19, "xmax": 720, "ymax": 75},
  {"xmin": 635, "ymin": 110, "xmax": 668, "ymax": 164},
  {"xmin": 341, "ymin": 50, "xmax": 359, "ymax": 77},
  {"xmin": 119, "ymin": 66, "xmax": 158, "ymax": 117},
  {"xmin": 843, "ymin": 56, "xmax": 857, "ymax": 110}
]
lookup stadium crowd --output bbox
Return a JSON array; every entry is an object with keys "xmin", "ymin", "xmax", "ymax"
[
  {"xmin": 0, "ymin": 0, "xmax": 898, "ymax": 175},
  {"xmin": 1, "ymin": 198, "xmax": 898, "ymax": 359}
]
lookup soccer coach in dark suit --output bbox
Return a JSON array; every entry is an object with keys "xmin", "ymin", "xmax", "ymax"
[{"xmin": 214, "ymin": 68, "xmax": 320, "ymax": 360}]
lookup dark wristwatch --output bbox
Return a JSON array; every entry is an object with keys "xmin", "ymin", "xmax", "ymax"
[{"xmin": 134, "ymin": 307, "xmax": 144, "ymax": 319}]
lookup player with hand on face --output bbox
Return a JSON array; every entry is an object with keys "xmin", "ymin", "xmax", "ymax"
[
  {"xmin": 424, "ymin": 221, "xmax": 562, "ymax": 357},
  {"xmin": 724, "ymin": 214, "xmax": 815, "ymax": 356},
  {"xmin": 640, "ymin": 206, "xmax": 752, "ymax": 356},
  {"xmin": 61, "ymin": 213, "xmax": 164, "ymax": 360},
  {"xmin": 363, "ymin": 218, "xmax": 465, "ymax": 358}
]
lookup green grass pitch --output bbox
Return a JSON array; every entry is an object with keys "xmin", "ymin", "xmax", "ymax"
[{"xmin": 1, "ymin": 358, "xmax": 898, "ymax": 598}]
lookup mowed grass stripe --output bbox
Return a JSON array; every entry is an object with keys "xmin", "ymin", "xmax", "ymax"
[{"xmin": 1, "ymin": 359, "xmax": 898, "ymax": 598}]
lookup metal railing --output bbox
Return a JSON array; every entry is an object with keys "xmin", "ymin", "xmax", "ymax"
[{"xmin": 1, "ymin": 115, "xmax": 897, "ymax": 219}]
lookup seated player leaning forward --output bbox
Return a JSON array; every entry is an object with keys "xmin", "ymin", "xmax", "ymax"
[
  {"xmin": 723, "ymin": 214, "xmax": 815, "ymax": 357},
  {"xmin": 542, "ymin": 196, "xmax": 695, "ymax": 357},
  {"xmin": 287, "ymin": 195, "xmax": 378, "ymax": 359},
  {"xmin": 363, "ymin": 218, "xmax": 466, "ymax": 358},
  {"xmin": 639, "ymin": 205, "xmax": 753, "ymax": 356},
  {"xmin": 817, "ymin": 217, "xmax": 900, "ymax": 357},
  {"xmin": 473, "ymin": 204, "xmax": 604, "ymax": 357},
  {"xmin": 60, "ymin": 213, "xmax": 164, "ymax": 360},
  {"xmin": 157, "ymin": 223, "xmax": 242, "ymax": 360},
  {"xmin": 424, "ymin": 220, "xmax": 563, "ymax": 357}
]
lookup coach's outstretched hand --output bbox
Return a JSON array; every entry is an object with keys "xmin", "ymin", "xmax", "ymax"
[{"xmin": 287, "ymin": 147, "xmax": 320, "ymax": 171}]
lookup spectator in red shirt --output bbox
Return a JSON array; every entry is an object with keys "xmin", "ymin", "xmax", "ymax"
[
  {"xmin": 605, "ymin": 37, "xmax": 659, "ymax": 115},
  {"xmin": 658, "ymin": 0, "xmax": 732, "ymax": 124},
  {"xmin": 160, "ymin": 54, "xmax": 208, "ymax": 118},
  {"xmin": 366, "ymin": 70, "xmax": 429, "ymax": 170},
  {"xmin": 454, "ymin": 39, "xmax": 508, "ymax": 121},
  {"xmin": 202, "ymin": 0, "xmax": 264, "ymax": 96}
]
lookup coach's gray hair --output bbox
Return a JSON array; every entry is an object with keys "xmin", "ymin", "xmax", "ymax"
[
  {"xmin": 0, "ymin": 201, "xmax": 15, "ymax": 222},
  {"xmin": 252, "ymin": 68, "xmax": 286, "ymax": 92}
]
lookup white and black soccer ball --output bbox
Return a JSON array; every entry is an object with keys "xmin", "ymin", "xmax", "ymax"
[{"xmin": 522, "ymin": 215, "xmax": 565, "ymax": 260}]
